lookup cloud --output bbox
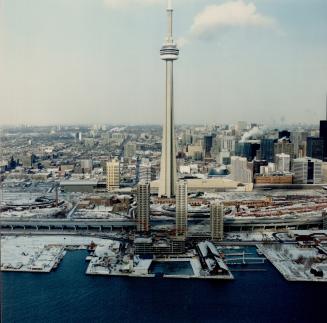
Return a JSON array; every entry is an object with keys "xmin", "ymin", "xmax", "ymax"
[
  {"xmin": 103, "ymin": 0, "xmax": 162, "ymax": 8},
  {"xmin": 181, "ymin": 0, "xmax": 276, "ymax": 45}
]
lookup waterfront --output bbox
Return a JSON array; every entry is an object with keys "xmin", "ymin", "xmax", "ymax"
[{"xmin": 2, "ymin": 250, "xmax": 326, "ymax": 323}]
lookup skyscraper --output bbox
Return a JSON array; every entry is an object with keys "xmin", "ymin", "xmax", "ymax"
[
  {"xmin": 275, "ymin": 153, "xmax": 291, "ymax": 172},
  {"xmin": 319, "ymin": 94, "xmax": 327, "ymax": 161},
  {"xmin": 136, "ymin": 181, "xmax": 150, "ymax": 232},
  {"xmin": 175, "ymin": 180, "xmax": 187, "ymax": 237},
  {"xmin": 260, "ymin": 139, "xmax": 275, "ymax": 162},
  {"xmin": 203, "ymin": 134, "xmax": 213, "ymax": 158},
  {"xmin": 106, "ymin": 159, "xmax": 120, "ymax": 192},
  {"xmin": 274, "ymin": 139, "xmax": 294, "ymax": 159},
  {"xmin": 278, "ymin": 130, "xmax": 291, "ymax": 140},
  {"xmin": 231, "ymin": 156, "xmax": 253, "ymax": 183},
  {"xmin": 306, "ymin": 137, "xmax": 324, "ymax": 160},
  {"xmin": 159, "ymin": 0, "xmax": 179, "ymax": 198},
  {"xmin": 292, "ymin": 157, "xmax": 322, "ymax": 184},
  {"xmin": 210, "ymin": 202, "xmax": 224, "ymax": 242}
]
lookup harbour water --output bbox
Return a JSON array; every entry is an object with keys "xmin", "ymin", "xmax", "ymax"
[{"xmin": 2, "ymin": 250, "xmax": 326, "ymax": 323}]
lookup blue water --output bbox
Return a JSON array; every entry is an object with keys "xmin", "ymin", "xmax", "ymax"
[
  {"xmin": 149, "ymin": 261, "xmax": 194, "ymax": 275},
  {"xmin": 2, "ymin": 250, "xmax": 327, "ymax": 323}
]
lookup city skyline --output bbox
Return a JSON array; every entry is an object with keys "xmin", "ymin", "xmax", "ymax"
[{"xmin": 1, "ymin": 0, "xmax": 327, "ymax": 125}]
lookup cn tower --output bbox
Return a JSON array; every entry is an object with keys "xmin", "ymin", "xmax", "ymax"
[{"xmin": 159, "ymin": 0, "xmax": 179, "ymax": 198}]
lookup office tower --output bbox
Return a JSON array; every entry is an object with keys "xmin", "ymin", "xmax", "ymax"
[
  {"xmin": 203, "ymin": 134, "xmax": 213, "ymax": 158},
  {"xmin": 275, "ymin": 153, "xmax": 290, "ymax": 172},
  {"xmin": 181, "ymin": 129, "xmax": 193, "ymax": 145},
  {"xmin": 220, "ymin": 135, "xmax": 236, "ymax": 153},
  {"xmin": 210, "ymin": 202, "xmax": 224, "ymax": 241},
  {"xmin": 291, "ymin": 131, "xmax": 308, "ymax": 158},
  {"xmin": 175, "ymin": 180, "xmax": 188, "ymax": 237},
  {"xmin": 260, "ymin": 139, "xmax": 275, "ymax": 162},
  {"xmin": 235, "ymin": 141, "xmax": 260, "ymax": 161},
  {"xmin": 306, "ymin": 137, "xmax": 324, "ymax": 160},
  {"xmin": 320, "ymin": 121, "xmax": 327, "ymax": 161},
  {"xmin": 159, "ymin": 0, "xmax": 179, "ymax": 198},
  {"xmin": 274, "ymin": 139, "xmax": 294, "ymax": 158},
  {"xmin": 320, "ymin": 95, "xmax": 327, "ymax": 161},
  {"xmin": 106, "ymin": 159, "xmax": 120, "ymax": 191},
  {"xmin": 124, "ymin": 142, "xmax": 137, "ymax": 159},
  {"xmin": 278, "ymin": 130, "xmax": 291, "ymax": 140},
  {"xmin": 136, "ymin": 181, "xmax": 150, "ymax": 232},
  {"xmin": 231, "ymin": 156, "xmax": 253, "ymax": 183},
  {"xmin": 292, "ymin": 157, "xmax": 322, "ymax": 184}
]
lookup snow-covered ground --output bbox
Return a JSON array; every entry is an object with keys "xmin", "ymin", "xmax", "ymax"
[
  {"xmin": 226, "ymin": 231, "xmax": 276, "ymax": 241},
  {"xmin": 1, "ymin": 235, "xmax": 116, "ymax": 273},
  {"xmin": 74, "ymin": 207, "xmax": 128, "ymax": 220},
  {"xmin": 1, "ymin": 206, "xmax": 66, "ymax": 219},
  {"xmin": 258, "ymin": 243, "xmax": 327, "ymax": 282}
]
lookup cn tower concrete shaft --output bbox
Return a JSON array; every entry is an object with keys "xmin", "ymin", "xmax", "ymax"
[{"xmin": 159, "ymin": 1, "xmax": 179, "ymax": 198}]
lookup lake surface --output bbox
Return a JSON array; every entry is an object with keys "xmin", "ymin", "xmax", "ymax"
[
  {"xmin": 2, "ymin": 249, "xmax": 326, "ymax": 323},
  {"xmin": 149, "ymin": 261, "xmax": 194, "ymax": 275}
]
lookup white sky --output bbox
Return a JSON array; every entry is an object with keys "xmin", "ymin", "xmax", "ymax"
[{"xmin": 0, "ymin": 0, "xmax": 327, "ymax": 125}]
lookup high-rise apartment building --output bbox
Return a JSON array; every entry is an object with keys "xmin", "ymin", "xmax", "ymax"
[
  {"xmin": 231, "ymin": 156, "xmax": 253, "ymax": 183},
  {"xmin": 292, "ymin": 157, "xmax": 322, "ymax": 184},
  {"xmin": 175, "ymin": 180, "xmax": 188, "ymax": 237},
  {"xmin": 136, "ymin": 181, "xmax": 150, "ymax": 232},
  {"xmin": 210, "ymin": 202, "xmax": 224, "ymax": 241},
  {"xmin": 139, "ymin": 160, "xmax": 156, "ymax": 183},
  {"xmin": 275, "ymin": 153, "xmax": 291, "ymax": 172},
  {"xmin": 106, "ymin": 159, "xmax": 120, "ymax": 191}
]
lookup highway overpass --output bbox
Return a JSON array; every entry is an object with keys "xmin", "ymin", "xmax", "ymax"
[{"xmin": 1, "ymin": 214, "xmax": 322, "ymax": 233}]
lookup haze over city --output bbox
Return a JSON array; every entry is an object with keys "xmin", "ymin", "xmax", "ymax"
[{"xmin": 1, "ymin": 0, "xmax": 327, "ymax": 125}]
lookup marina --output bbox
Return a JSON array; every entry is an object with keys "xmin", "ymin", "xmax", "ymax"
[{"xmin": 1, "ymin": 235, "xmax": 234, "ymax": 280}]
